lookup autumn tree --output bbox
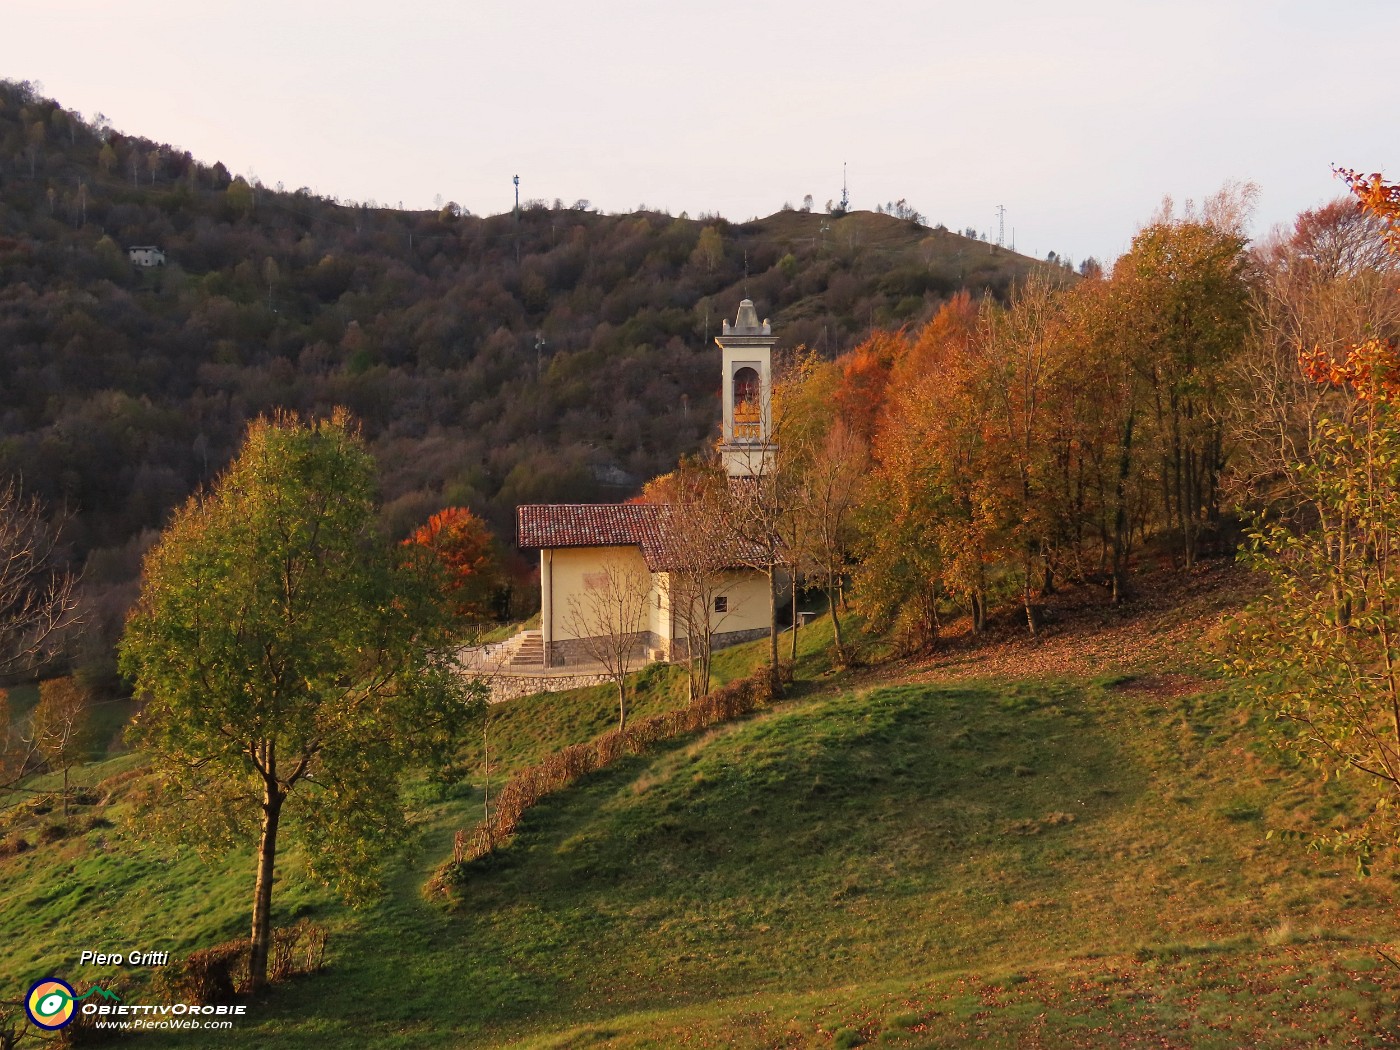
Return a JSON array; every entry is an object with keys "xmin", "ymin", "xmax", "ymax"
[
  {"xmin": 1340, "ymin": 169, "xmax": 1400, "ymax": 250},
  {"xmin": 972, "ymin": 274, "xmax": 1072, "ymax": 634},
  {"xmin": 719, "ymin": 352, "xmax": 818, "ymax": 694},
  {"xmin": 119, "ymin": 412, "xmax": 477, "ymax": 991},
  {"xmin": 1113, "ymin": 190, "xmax": 1254, "ymax": 567},
  {"xmin": 854, "ymin": 300, "xmax": 976, "ymax": 645},
  {"xmin": 691, "ymin": 225, "xmax": 725, "ymax": 272},
  {"xmin": 30, "ymin": 676, "xmax": 96, "ymax": 823},
  {"xmin": 1050, "ymin": 271, "xmax": 1154, "ymax": 602},
  {"xmin": 1227, "ymin": 339, "xmax": 1400, "ymax": 867},
  {"xmin": 403, "ymin": 507, "xmax": 506, "ymax": 627},
  {"xmin": 1226, "ymin": 174, "xmax": 1400, "ymax": 867}
]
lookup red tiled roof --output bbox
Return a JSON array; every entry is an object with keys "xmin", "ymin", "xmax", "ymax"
[
  {"xmin": 516, "ymin": 503, "xmax": 767, "ymax": 572},
  {"xmin": 518, "ymin": 503, "xmax": 667, "ymax": 556}
]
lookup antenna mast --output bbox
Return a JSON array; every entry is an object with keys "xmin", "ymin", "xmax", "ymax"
[
  {"xmin": 840, "ymin": 162, "xmax": 849, "ymax": 213},
  {"xmin": 996, "ymin": 204, "xmax": 1006, "ymax": 248}
]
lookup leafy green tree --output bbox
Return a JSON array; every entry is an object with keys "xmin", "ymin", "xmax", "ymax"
[
  {"xmin": 120, "ymin": 412, "xmax": 479, "ymax": 990},
  {"xmin": 225, "ymin": 176, "xmax": 253, "ymax": 218},
  {"xmin": 691, "ymin": 225, "xmax": 724, "ymax": 272}
]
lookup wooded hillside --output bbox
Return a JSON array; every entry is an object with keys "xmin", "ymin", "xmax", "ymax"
[
  {"xmin": 0, "ymin": 80, "xmax": 1052, "ymax": 547},
  {"xmin": 0, "ymin": 79, "xmax": 1061, "ymax": 663}
]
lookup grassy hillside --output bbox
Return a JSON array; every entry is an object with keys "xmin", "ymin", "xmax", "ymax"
[{"xmin": 3, "ymin": 578, "xmax": 1398, "ymax": 1047}]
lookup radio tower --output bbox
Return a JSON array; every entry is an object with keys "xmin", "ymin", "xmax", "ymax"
[{"xmin": 996, "ymin": 204, "xmax": 1006, "ymax": 248}]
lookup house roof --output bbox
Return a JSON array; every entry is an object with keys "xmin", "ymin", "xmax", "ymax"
[{"xmin": 516, "ymin": 503, "xmax": 766, "ymax": 572}]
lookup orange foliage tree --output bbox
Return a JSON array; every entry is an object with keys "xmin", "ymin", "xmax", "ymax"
[
  {"xmin": 1338, "ymin": 169, "xmax": 1400, "ymax": 252},
  {"xmin": 404, "ymin": 508, "xmax": 506, "ymax": 624}
]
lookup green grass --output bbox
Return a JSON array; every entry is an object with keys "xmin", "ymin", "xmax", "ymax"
[{"xmin": 3, "ymin": 610, "xmax": 1399, "ymax": 1047}]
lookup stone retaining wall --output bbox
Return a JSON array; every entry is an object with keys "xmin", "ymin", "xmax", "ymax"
[{"xmin": 479, "ymin": 672, "xmax": 613, "ymax": 703}]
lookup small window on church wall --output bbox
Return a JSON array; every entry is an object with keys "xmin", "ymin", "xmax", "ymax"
[{"xmin": 714, "ymin": 596, "xmax": 728, "ymax": 613}]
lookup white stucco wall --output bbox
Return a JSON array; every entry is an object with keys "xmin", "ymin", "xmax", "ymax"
[
  {"xmin": 655, "ymin": 568, "xmax": 771, "ymax": 641},
  {"xmin": 540, "ymin": 545, "xmax": 653, "ymax": 649},
  {"xmin": 539, "ymin": 546, "xmax": 772, "ymax": 664}
]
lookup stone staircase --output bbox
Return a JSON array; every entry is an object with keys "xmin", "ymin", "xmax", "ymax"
[{"xmin": 507, "ymin": 630, "xmax": 545, "ymax": 669}]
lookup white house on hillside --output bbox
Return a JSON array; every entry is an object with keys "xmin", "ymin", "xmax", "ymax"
[{"xmin": 127, "ymin": 246, "xmax": 166, "ymax": 267}]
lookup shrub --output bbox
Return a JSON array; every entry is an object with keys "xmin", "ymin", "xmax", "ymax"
[
  {"xmin": 157, "ymin": 922, "xmax": 327, "ymax": 1004},
  {"xmin": 269, "ymin": 919, "xmax": 328, "ymax": 981},
  {"xmin": 158, "ymin": 941, "xmax": 247, "ymax": 1005}
]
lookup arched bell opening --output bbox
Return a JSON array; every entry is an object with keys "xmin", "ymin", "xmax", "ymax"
[{"xmin": 732, "ymin": 366, "xmax": 761, "ymax": 440}]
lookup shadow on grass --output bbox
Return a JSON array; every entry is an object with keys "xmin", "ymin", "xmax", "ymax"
[{"xmin": 260, "ymin": 679, "xmax": 1142, "ymax": 1047}]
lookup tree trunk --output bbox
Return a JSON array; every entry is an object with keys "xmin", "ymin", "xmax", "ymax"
[
  {"xmin": 767, "ymin": 569, "xmax": 783, "ymax": 698},
  {"xmin": 1111, "ymin": 411, "xmax": 1137, "ymax": 604},
  {"xmin": 829, "ymin": 576, "xmax": 848, "ymax": 667},
  {"xmin": 248, "ymin": 782, "xmax": 284, "ymax": 992},
  {"xmin": 617, "ymin": 679, "xmax": 627, "ymax": 732},
  {"xmin": 790, "ymin": 579, "xmax": 799, "ymax": 663}
]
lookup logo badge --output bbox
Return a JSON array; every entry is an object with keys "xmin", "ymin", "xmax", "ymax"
[{"xmin": 25, "ymin": 978, "xmax": 77, "ymax": 1030}]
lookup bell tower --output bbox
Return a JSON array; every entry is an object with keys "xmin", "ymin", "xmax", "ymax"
[{"xmin": 716, "ymin": 299, "xmax": 778, "ymax": 478}]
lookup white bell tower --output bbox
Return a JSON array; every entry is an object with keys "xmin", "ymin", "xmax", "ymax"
[{"xmin": 716, "ymin": 299, "xmax": 778, "ymax": 478}]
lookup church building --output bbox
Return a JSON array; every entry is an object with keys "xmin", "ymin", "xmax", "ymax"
[{"xmin": 516, "ymin": 300, "xmax": 780, "ymax": 669}]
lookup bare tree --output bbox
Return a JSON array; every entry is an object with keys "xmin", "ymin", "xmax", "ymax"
[
  {"xmin": 798, "ymin": 420, "xmax": 868, "ymax": 666},
  {"xmin": 562, "ymin": 555, "xmax": 651, "ymax": 731},
  {"xmin": 0, "ymin": 479, "xmax": 80, "ymax": 678},
  {"xmin": 1231, "ymin": 198, "xmax": 1400, "ymax": 508},
  {"xmin": 0, "ymin": 997, "xmax": 33, "ymax": 1050},
  {"xmin": 723, "ymin": 462, "xmax": 796, "ymax": 697},
  {"xmin": 0, "ymin": 688, "xmax": 40, "ymax": 795},
  {"xmin": 659, "ymin": 469, "xmax": 741, "ymax": 700}
]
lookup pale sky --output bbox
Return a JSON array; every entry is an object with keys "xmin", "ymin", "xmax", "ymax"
[{"xmin": 4, "ymin": 1, "xmax": 1395, "ymax": 265}]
